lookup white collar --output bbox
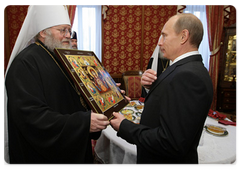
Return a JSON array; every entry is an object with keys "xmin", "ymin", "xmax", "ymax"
[{"xmin": 169, "ymin": 51, "xmax": 199, "ymax": 66}]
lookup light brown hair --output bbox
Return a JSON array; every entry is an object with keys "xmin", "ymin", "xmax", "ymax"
[{"xmin": 173, "ymin": 13, "xmax": 203, "ymax": 48}]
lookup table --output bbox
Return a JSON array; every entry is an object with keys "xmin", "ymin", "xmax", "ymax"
[{"xmin": 95, "ymin": 115, "xmax": 236, "ymax": 164}]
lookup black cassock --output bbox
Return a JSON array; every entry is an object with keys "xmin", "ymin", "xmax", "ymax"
[{"xmin": 5, "ymin": 41, "xmax": 100, "ymax": 163}]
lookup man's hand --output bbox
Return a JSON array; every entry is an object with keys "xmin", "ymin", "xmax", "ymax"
[
  {"xmin": 141, "ymin": 69, "xmax": 157, "ymax": 89},
  {"xmin": 110, "ymin": 112, "xmax": 126, "ymax": 132},
  {"xmin": 90, "ymin": 112, "xmax": 110, "ymax": 132}
]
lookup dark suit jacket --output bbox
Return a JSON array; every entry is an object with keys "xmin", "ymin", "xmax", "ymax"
[{"xmin": 118, "ymin": 55, "xmax": 213, "ymax": 164}]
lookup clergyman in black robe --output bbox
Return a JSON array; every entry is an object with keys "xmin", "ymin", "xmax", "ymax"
[{"xmin": 5, "ymin": 40, "xmax": 103, "ymax": 163}]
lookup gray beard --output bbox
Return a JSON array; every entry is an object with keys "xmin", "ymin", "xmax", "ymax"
[{"xmin": 44, "ymin": 30, "xmax": 71, "ymax": 52}]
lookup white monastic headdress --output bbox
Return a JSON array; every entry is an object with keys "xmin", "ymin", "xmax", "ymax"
[{"xmin": 4, "ymin": 5, "xmax": 71, "ymax": 163}]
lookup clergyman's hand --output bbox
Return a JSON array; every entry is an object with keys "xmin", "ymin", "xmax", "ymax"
[
  {"xmin": 116, "ymin": 83, "xmax": 131, "ymax": 101},
  {"xmin": 90, "ymin": 112, "xmax": 110, "ymax": 133}
]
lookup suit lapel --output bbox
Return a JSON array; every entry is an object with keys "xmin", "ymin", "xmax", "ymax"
[{"xmin": 144, "ymin": 55, "xmax": 202, "ymax": 102}]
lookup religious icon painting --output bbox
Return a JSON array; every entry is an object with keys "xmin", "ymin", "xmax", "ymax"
[{"xmin": 54, "ymin": 48, "xmax": 129, "ymax": 120}]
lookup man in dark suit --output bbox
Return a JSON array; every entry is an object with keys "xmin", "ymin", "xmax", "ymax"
[{"xmin": 110, "ymin": 13, "xmax": 213, "ymax": 164}]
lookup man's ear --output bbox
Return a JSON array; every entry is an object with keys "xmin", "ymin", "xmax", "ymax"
[
  {"xmin": 180, "ymin": 29, "xmax": 189, "ymax": 45},
  {"xmin": 39, "ymin": 30, "xmax": 47, "ymax": 39}
]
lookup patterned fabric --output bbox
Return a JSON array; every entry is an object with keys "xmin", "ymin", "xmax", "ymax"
[
  {"xmin": 5, "ymin": 5, "xmax": 29, "ymax": 71},
  {"xmin": 102, "ymin": 5, "xmax": 177, "ymax": 75},
  {"xmin": 123, "ymin": 76, "xmax": 142, "ymax": 99},
  {"xmin": 67, "ymin": 5, "xmax": 76, "ymax": 26}
]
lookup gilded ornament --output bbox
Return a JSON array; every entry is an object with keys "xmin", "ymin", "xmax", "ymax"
[
  {"xmin": 144, "ymin": 22, "xmax": 151, "ymax": 31},
  {"xmin": 11, "ymin": 20, "xmax": 18, "ymax": 29},
  {"xmin": 127, "ymin": 29, "xmax": 134, "ymax": 38},
  {"xmin": 134, "ymin": 51, "xmax": 141, "ymax": 59},
  {"xmin": 144, "ymin": 37, "xmax": 151, "ymax": 45},
  {"xmin": 134, "ymin": 7, "xmax": 141, "ymax": 16},
  {"xmin": 151, "ymin": 30, "xmax": 158, "ymax": 38},
  {"xmin": 112, "ymin": 14, "xmax": 119, "ymax": 23},
  {"xmin": 151, "ymin": 16, "xmax": 159, "ymax": 24},
  {"xmin": 18, "ymin": 13, "xmax": 25, "ymax": 22},
  {"xmin": 112, "ymin": 44, "xmax": 119, "ymax": 52},
  {"xmin": 126, "ymin": 44, "xmax": 134, "ymax": 52},
  {"xmin": 134, "ymin": 65, "xmax": 140, "ymax": 70},
  {"xmin": 126, "ymin": 58, "xmax": 133, "ymax": 66},
  {"xmin": 127, "ymin": 15, "xmax": 134, "ymax": 23},
  {"xmin": 111, "ymin": 29, "xmax": 119, "ymax": 38},
  {"xmin": 146, "ymin": 17, "xmax": 150, "ymax": 22},
  {"xmin": 104, "ymin": 51, "xmax": 111, "ymax": 59},
  {"xmin": 145, "ymin": 7, "xmax": 152, "ymax": 16},
  {"xmin": 143, "ymin": 51, "xmax": 151, "ymax": 59},
  {"xmin": 120, "ymin": 7, "xmax": 127, "ymax": 16},
  {"xmin": 112, "ymin": 58, "xmax": 119, "ymax": 66},
  {"xmin": 119, "ymin": 37, "xmax": 127, "ymax": 45},
  {"xmin": 134, "ymin": 37, "xmax": 141, "ymax": 46},
  {"xmin": 159, "ymin": 8, "xmax": 166, "ymax": 17},
  {"xmin": 119, "ymin": 51, "xmax": 126, "ymax": 59},
  {"xmin": 104, "ymin": 22, "xmax": 112, "ymax": 30},
  {"xmin": 119, "ymin": 22, "xmax": 127, "ymax": 31},
  {"xmin": 119, "ymin": 65, "xmax": 126, "ymax": 73},
  {"xmin": 134, "ymin": 22, "xmax": 141, "ymax": 31},
  {"xmin": 10, "ymin": 7, "xmax": 17, "ymax": 14},
  {"xmin": 105, "ymin": 65, "xmax": 112, "ymax": 73},
  {"xmin": 104, "ymin": 36, "xmax": 111, "ymax": 45}
]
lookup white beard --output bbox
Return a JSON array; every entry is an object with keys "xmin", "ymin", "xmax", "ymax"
[{"xmin": 44, "ymin": 29, "xmax": 71, "ymax": 52}]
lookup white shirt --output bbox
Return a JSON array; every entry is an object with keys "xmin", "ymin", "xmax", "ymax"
[{"xmin": 169, "ymin": 51, "xmax": 199, "ymax": 66}]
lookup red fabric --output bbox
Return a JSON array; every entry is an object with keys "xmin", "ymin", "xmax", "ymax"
[
  {"xmin": 206, "ymin": 6, "xmax": 224, "ymax": 110},
  {"xmin": 102, "ymin": 5, "xmax": 177, "ymax": 75},
  {"xmin": 208, "ymin": 109, "xmax": 226, "ymax": 120},
  {"xmin": 5, "ymin": 6, "xmax": 29, "ymax": 71},
  {"xmin": 67, "ymin": 5, "xmax": 76, "ymax": 26},
  {"xmin": 218, "ymin": 120, "xmax": 236, "ymax": 126},
  {"xmin": 138, "ymin": 97, "xmax": 145, "ymax": 103},
  {"xmin": 126, "ymin": 76, "xmax": 142, "ymax": 99},
  {"xmin": 91, "ymin": 140, "xmax": 97, "ymax": 155}
]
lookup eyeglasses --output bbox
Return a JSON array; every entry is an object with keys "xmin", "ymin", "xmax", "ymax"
[{"xmin": 54, "ymin": 28, "xmax": 72, "ymax": 36}]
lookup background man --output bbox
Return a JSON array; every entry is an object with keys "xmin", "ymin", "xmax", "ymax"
[
  {"xmin": 5, "ymin": 5, "xmax": 109, "ymax": 163},
  {"xmin": 110, "ymin": 13, "xmax": 213, "ymax": 164},
  {"xmin": 71, "ymin": 31, "xmax": 78, "ymax": 49}
]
